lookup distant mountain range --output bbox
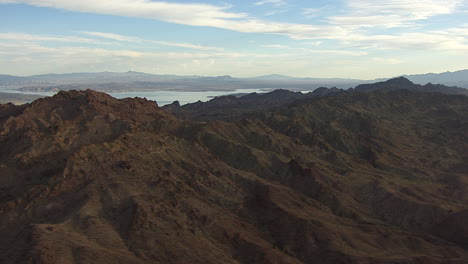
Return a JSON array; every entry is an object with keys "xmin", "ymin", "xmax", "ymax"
[
  {"xmin": 1, "ymin": 69, "xmax": 467, "ymax": 93},
  {"xmin": 253, "ymin": 70, "xmax": 468, "ymax": 89},
  {"xmin": 0, "ymin": 71, "xmax": 367, "ymax": 92},
  {"xmin": 404, "ymin": 69, "xmax": 468, "ymax": 87}
]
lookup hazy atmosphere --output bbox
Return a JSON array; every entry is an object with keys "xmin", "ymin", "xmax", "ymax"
[{"xmin": 1, "ymin": 0, "xmax": 468, "ymax": 79}]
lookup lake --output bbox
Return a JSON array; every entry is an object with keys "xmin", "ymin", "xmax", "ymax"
[
  {"xmin": 108, "ymin": 89, "xmax": 268, "ymax": 105},
  {"xmin": 0, "ymin": 87, "xmax": 269, "ymax": 106}
]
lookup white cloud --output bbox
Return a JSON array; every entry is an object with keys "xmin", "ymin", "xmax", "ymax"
[
  {"xmin": 0, "ymin": 32, "xmax": 113, "ymax": 45},
  {"xmin": 219, "ymin": 20, "xmax": 350, "ymax": 40},
  {"xmin": 446, "ymin": 25, "xmax": 468, "ymax": 35},
  {"xmin": 0, "ymin": 42, "xmax": 144, "ymax": 58},
  {"xmin": 328, "ymin": 14, "xmax": 412, "ymax": 28},
  {"xmin": 1, "ymin": 0, "xmax": 467, "ymax": 55},
  {"xmin": 260, "ymin": 44, "xmax": 367, "ymax": 56},
  {"xmin": 0, "ymin": 40, "xmax": 466, "ymax": 79},
  {"xmin": 80, "ymin": 31, "xmax": 142, "ymax": 42},
  {"xmin": 255, "ymin": 0, "xmax": 287, "ymax": 6},
  {"xmin": 0, "ymin": 31, "xmax": 225, "ymax": 52},
  {"xmin": 261, "ymin": 44, "xmax": 289, "ymax": 49},
  {"xmin": 0, "ymin": 41, "xmax": 284, "ymax": 60},
  {"xmin": 81, "ymin": 31, "xmax": 224, "ymax": 51},
  {"xmin": 308, "ymin": 41, "xmax": 322, "ymax": 46},
  {"xmin": 300, "ymin": 49, "xmax": 368, "ymax": 56},
  {"xmin": 264, "ymin": 10, "xmax": 285, "ymax": 16},
  {"xmin": 302, "ymin": 5, "xmax": 334, "ymax": 19},
  {"xmin": 340, "ymin": 32, "xmax": 468, "ymax": 51},
  {"xmin": 372, "ymin": 57, "xmax": 404, "ymax": 64},
  {"xmin": 346, "ymin": 0, "xmax": 463, "ymax": 19},
  {"xmin": 2, "ymin": 0, "xmax": 247, "ymax": 25},
  {"xmin": 0, "ymin": 0, "xmax": 350, "ymax": 41},
  {"xmin": 302, "ymin": 8, "xmax": 321, "ymax": 18},
  {"xmin": 0, "ymin": 40, "xmax": 307, "ymax": 76},
  {"xmin": 151, "ymin": 41, "xmax": 224, "ymax": 51},
  {"xmin": 329, "ymin": 0, "xmax": 464, "ymax": 28}
]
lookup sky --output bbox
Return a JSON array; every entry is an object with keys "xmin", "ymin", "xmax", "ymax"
[{"xmin": 0, "ymin": 0, "xmax": 467, "ymax": 79}]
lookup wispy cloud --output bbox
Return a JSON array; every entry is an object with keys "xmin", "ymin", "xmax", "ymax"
[
  {"xmin": 260, "ymin": 44, "xmax": 367, "ymax": 56},
  {"xmin": 264, "ymin": 10, "xmax": 286, "ymax": 16},
  {"xmin": 329, "ymin": 0, "xmax": 464, "ymax": 28},
  {"xmin": 300, "ymin": 49, "xmax": 368, "ymax": 56},
  {"xmin": 372, "ymin": 57, "xmax": 404, "ymax": 64},
  {"xmin": 307, "ymin": 41, "xmax": 322, "ymax": 46},
  {"xmin": 340, "ymin": 31, "xmax": 468, "ymax": 51},
  {"xmin": 1, "ymin": 0, "xmax": 247, "ymax": 25},
  {"xmin": 261, "ymin": 44, "xmax": 289, "ymax": 49},
  {"xmin": 0, "ymin": 0, "xmax": 348, "ymax": 41},
  {"xmin": 0, "ymin": 31, "xmax": 225, "ymax": 52},
  {"xmin": 0, "ymin": 32, "xmax": 113, "ymax": 45},
  {"xmin": 347, "ymin": 0, "xmax": 463, "ymax": 19},
  {"xmin": 151, "ymin": 41, "xmax": 224, "ymax": 51},
  {"xmin": 0, "ymin": 40, "xmax": 303, "ymax": 76},
  {"xmin": 81, "ymin": 31, "xmax": 224, "ymax": 51},
  {"xmin": 80, "ymin": 31, "xmax": 141, "ymax": 42},
  {"xmin": 446, "ymin": 25, "xmax": 468, "ymax": 35},
  {"xmin": 255, "ymin": 0, "xmax": 287, "ymax": 6},
  {"xmin": 0, "ymin": 41, "xmax": 286, "ymax": 60},
  {"xmin": 1, "ymin": 0, "xmax": 467, "ymax": 54},
  {"xmin": 302, "ymin": 5, "xmax": 335, "ymax": 19},
  {"xmin": 0, "ymin": 42, "xmax": 144, "ymax": 58}
]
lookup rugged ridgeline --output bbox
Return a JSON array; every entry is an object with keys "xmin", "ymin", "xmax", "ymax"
[
  {"xmin": 0, "ymin": 79, "xmax": 468, "ymax": 264},
  {"xmin": 162, "ymin": 88, "xmax": 343, "ymax": 121},
  {"xmin": 163, "ymin": 77, "xmax": 467, "ymax": 121},
  {"xmin": 353, "ymin": 77, "xmax": 468, "ymax": 94}
]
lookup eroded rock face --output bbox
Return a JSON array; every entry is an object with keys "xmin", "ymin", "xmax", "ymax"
[{"xmin": 1, "ymin": 88, "xmax": 467, "ymax": 264}]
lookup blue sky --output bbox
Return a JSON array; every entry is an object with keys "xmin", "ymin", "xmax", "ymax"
[{"xmin": 0, "ymin": 0, "xmax": 467, "ymax": 79}]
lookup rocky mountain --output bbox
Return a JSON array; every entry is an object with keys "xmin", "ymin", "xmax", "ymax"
[
  {"xmin": 162, "ymin": 88, "xmax": 343, "ymax": 121},
  {"xmin": 165, "ymin": 78, "xmax": 467, "ymax": 121},
  {"xmin": 1, "ymin": 82, "xmax": 467, "ymax": 263}
]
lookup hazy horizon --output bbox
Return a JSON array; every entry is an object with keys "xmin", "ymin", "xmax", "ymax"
[
  {"xmin": 1, "ymin": 0, "xmax": 468, "ymax": 79},
  {"xmin": 1, "ymin": 68, "xmax": 468, "ymax": 81}
]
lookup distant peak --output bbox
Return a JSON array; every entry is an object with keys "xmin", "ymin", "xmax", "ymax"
[
  {"xmin": 269, "ymin": 89, "xmax": 296, "ymax": 95},
  {"xmin": 354, "ymin": 76, "xmax": 417, "ymax": 92},
  {"xmin": 252, "ymin": 74, "xmax": 296, "ymax": 80},
  {"xmin": 385, "ymin": 76, "xmax": 414, "ymax": 85}
]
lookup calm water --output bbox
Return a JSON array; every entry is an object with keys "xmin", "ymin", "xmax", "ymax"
[
  {"xmin": 0, "ymin": 87, "xmax": 268, "ymax": 106},
  {"xmin": 108, "ymin": 89, "xmax": 266, "ymax": 105}
]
